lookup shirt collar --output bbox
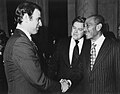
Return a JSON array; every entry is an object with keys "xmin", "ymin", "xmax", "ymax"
[
  {"xmin": 91, "ymin": 34, "xmax": 105, "ymax": 46},
  {"xmin": 71, "ymin": 37, "xmax": 84, "ymax": 44},
  {"xmin": 16, "ymin": 25, "xmax": 32, "ymax": 41}
]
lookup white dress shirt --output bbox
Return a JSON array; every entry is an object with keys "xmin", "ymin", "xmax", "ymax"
[{"xmin": 69, "ymin": 37, "xmax": 84, "ymax": 65}]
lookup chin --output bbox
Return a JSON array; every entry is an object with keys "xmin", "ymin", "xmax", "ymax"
[
  {"xmin": 86, "ymin": 36, "xmax": 89, "ymax": 39},
  {"xmin": 73, "ymin": 37, "xmax": 77, "ymax": 40},
  {"xmin": 87, "ymin": 37, "xmax": 91, "ymax": 39},
  {"xmin": 33, "ymin": 31, "xmax": 38, "ymax": 34}
]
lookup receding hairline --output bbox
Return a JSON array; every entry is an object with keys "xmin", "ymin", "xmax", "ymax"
[{"xmin": 86, "ymin": 15, "xmax": 105, "ymax": 24}]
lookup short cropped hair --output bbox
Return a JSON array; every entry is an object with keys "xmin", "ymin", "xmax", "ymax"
[
  {"xmin": 72, "ymin": 16, "xmax": 86, "ymax": 26},
  {"xmin": 15, "ymin": 1, "xmax": 42, "ymax": 24},
  {"xmin": 87, "ymin": 14, "xmax": 105, "ymax": 25}
]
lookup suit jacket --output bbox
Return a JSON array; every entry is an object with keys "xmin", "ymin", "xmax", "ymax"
[
  {"xmin": 83, "ymin": 37, "xmax": 120, "ymax": 94},
  {"xmin": 48, "ymin": 36, "xmax": 90, "ymax": 94},
  {"xmin": 3, "ymin": 29, "xmax": 60, "ymax": 94}
]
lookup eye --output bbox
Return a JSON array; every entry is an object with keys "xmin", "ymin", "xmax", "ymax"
[
  {"xmin": 78, "ymin": 28, "xmax": 84, "ymax": 31},
  {"xmin": 85, "ymin": 24, "xmax": 91, "ymax": 28},
  {"xmin": 87, "ymin": 24, "xmax": 89, "ymax": 27},
  {"xmin": 37, "ymin": 17, "xmax": 41, "ymax": 21}
]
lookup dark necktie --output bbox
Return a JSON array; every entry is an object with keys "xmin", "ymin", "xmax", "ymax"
[
  {"xmin": 72, "ymin": 40, "xmax": 79, "ymax": 64},
  {"xmin": 90, "ymin": 43, "xmax": 96, "ymax": 70}
]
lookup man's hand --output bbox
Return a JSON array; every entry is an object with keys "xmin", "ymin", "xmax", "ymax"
[{"xmin": 60, "ymin": 79, "xmax": 72, "ymax": 93}]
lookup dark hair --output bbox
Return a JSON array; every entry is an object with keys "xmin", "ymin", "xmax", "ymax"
[
  {"xmin": 72, "ymin": 16, "xmax": 86, "ymax": 26},
  {"xmin": 15, "ymin": 1, "xmax": 42, "ymax": 24}
]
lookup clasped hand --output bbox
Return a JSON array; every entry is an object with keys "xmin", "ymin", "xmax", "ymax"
[{"xmin": 60, "ymin": 79, "xmax": 72, "ymax": 93}]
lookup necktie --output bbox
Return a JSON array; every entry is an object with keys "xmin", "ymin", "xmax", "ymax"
[
  {"xmin": 72, "ymin": 40, "xmax": 79, "ymax": 64},
  {"xmin": 90, "ymin": 43, "xmax": 96, "ymax": 70}
]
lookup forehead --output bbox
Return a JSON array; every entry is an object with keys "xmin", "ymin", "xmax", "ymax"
[
  {"xmin": 85, "ymin": 17, "xmax": 95, "ymax": 24},
  {"xmin": 32, "ymin": 9, "xmax": 41, "ymax": 18},
  {"xmin": 73, "ymin": 22, "xmax": 84, "ymax": 28}
]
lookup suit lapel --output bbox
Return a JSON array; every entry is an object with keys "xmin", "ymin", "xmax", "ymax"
[
  {"xmin": 72, "ymin": 38, "xmax": 91, "ymax": 67},
  {"xmin": 30, "ymin": 41, "xmax": 38, "ymax": 51},
  {"xmin": 82, "ymin": 39, "xmax": 91, "ymax": 73},
  {"xmin": 73, "ymin": 38, "xmax": 87, "ymax": 67},
  {"xmin": 92, "ymin": 38, "xmax": 111, "ymax": 72},
  {"xmin": 63, "ymin": 37, "xmax": 71, "ymax": 66},
  {"xmin": 15, "ymin": 29, "xmax": 30, "ymax": 41},
  {"xmin": 15, "ymin": 29, "xmax": 37, "ymax": 52}
]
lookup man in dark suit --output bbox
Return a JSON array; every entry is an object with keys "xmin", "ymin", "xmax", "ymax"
[
  {"xmin": 3, "ymin": 1, "xmax": 70, "ymax": 94},
  {"xmin": 84, "ymin": 14, "xmax": 120, "ymax": 94},
  {"xmin": 48, "ymin": 16, "xmax": 90, "ymax": 94},
  {"xmin": 0, "ymin": 29, "xmax": 8, "ymax": 94}
]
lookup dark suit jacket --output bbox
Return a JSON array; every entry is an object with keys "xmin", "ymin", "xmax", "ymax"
[
  {"xmin": 83, "ymin": 37, "xmax": 120, "ymax": 94},
  {"xmin": 48, "ymin": 37, "xmax": 90, "ymax": 94},
  {"xmin": 3, "ymin": 29, "xmax": 60, "ymax": 94}
]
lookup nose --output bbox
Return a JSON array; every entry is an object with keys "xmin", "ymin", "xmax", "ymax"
[{"xmin": 39, "ymin": 20, "xmax": 42, "ymax": 26}]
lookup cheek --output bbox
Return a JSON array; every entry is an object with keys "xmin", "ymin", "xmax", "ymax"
[
  {"xmin": 32, "ymin": 21, "xmax": 38, "ymax": 26},
  {"xmin": 71, "ymin": 30, "xmax": 74, "ymax": 35},
  {"xmin": 78, "ymin": 32, "xmax": 83, "ymax": 36},
  {"xmin": 92, "ymin": 28, "xmax": 97, "ymax": 35},
  {"xmin": 88, "ymin": 28, "xmax": 94, "ymax": 35},
  {"xmin": 34, "ymin": 21, "xmax": 38, "ymax": 26}
]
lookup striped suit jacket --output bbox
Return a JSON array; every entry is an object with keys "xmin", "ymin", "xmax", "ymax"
[{"xmin": 84, "ymin": 37, "xmax": 120, "ymax": 94}]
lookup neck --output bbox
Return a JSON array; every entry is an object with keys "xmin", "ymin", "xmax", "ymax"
[
  {"xmin": 16, "ymin": 23, "xmax": 31, "ymax": 35},
  {"xmin": 91, "ymin": 32, "xmax": 102, "ymax": 42}
]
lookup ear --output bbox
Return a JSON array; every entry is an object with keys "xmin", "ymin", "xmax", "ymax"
[
  {"xmin": 96, "ymin": 23, "xmax": 102, "ymax": 31},
  {"xmin": 22, "ymin": 13, "xmax": 30, "ymax": 23}
]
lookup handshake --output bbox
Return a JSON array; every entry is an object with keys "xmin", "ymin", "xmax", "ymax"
[{"xmin": 60, "ymin": 79, "xmax": 72, "ymax": 93}]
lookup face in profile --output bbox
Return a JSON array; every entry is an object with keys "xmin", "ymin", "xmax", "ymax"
[
  {"xmin": 28, "ymin": 9, "xmax": 42, "ymax": 35},
  {"xmin": 71, "ymin": 22, "xmax": 84, "ymax": 40},
  {"xmin": 84, "ymin": 17, "xmax": 98, "ymax": 40}
]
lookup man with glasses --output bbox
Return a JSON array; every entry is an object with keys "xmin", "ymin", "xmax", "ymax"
[
  {"xmin": 84, "ymin": 14, "xmax": 120, "ymax": 94},
  {"xmin": 48, "ymin": 16, "xmax": 90, "ymax": 94}
]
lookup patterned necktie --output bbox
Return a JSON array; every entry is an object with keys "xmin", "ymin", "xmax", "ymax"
[
  {"xmin": 90, "ymin": 43, "xmax": 96, "ymax": 70},
  {"xmin": 72, "ymin": 40, "xmax": 79, "ymax": 64}
]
